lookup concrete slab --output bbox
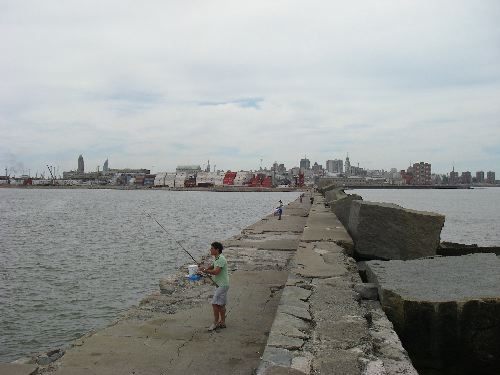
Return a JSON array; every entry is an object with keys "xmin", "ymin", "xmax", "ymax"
[
  {"xmin": 301, "ymin": 211, "xmax": 353, "ymax": 249},
  {"xmin": 293, "ymin": 243, "xmax": 348, "ymax": 279},
  {"xmin": 246, "ymin": 216, "xmax": 308, "ymax": 234},
  {"xmin": 0, "ymin": 363, "xmax": 38, "ymax": 375},
  {"xmin": 365, "ymin": 253, "xmax": 500, "ymax": 373}
]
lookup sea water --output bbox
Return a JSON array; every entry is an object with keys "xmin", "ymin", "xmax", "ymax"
[{"xmin": 0, "ymin": 189, "xmax": 299, "ymax": 362}]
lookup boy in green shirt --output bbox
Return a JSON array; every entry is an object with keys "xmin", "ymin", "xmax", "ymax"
[{"xmin": 199, "ymin": 241, "xmax": 229, "ymax": 331}]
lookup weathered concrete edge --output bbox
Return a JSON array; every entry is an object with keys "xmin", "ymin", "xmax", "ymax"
[{"xmin": 257, "ymin": 193, "xmax": 418, "ymax": 375}]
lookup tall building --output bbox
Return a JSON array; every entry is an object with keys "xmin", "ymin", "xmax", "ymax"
[
  {"xmin": 449, "ymin": 167, "xmax": 459, "ymax": 184},
  {"xmin": 412, "ymin": 162, "xmax": 431, "ymax": 185},
  {"xmin": 326, "ymin": 159, "xmax": 343, "ymax": 174},
  {"xmin": 78, "ymin": 155, "xmax": 84, "ymax": 173},
  {"xmin": 487, "ymin": 171, "xmax": 496, "ymax": 184},
  {"xmin": 461, "ymin": 171, "xmax": 472, "ymax": 184},
  {"xmin": 300, "ymin": 157, "xmax": 310, "ymax": 170},
  {"xmin": 344, "ymin": 155, "xmax": 351, "ymax": 177},
  {"xmin": 476, "ymin": 171, "xmax": 484, "ymax": 183},
  {"xmin": 103, "ymin": 159, "xmax": 109, "ymax": 172}
]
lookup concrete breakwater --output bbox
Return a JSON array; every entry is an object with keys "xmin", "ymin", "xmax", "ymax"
[
  {"xmin": 322, "ymin": 186, "xmax": 500, "ymax": 375},
  {"xmin": 3, "ymin": 193, "xmax": 417, "ymax": 375}
]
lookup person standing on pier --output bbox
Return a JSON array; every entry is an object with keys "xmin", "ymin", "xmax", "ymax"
[
  {"xmin": 276, "ymin": 200, "xmax": 283, "ymax": 220},
  {"xmin": 199, "ymin": 241, "xmax": 229, "ymax": 331}
]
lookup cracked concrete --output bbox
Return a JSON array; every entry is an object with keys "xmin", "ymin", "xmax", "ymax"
[{"xmin": 258, "ymin": 193, "xmax": 417, "ymax": 375}]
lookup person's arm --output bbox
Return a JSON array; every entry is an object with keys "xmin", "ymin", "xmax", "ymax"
[
  {"xmin": 201, "ymin": 266, "xmax": 221, "ymax": 275},
  {"xmin": 199, "ymin": 264, "xmax": 216, "ymax": 273}
]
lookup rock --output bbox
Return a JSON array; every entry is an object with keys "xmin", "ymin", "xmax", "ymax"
[
  {"xmin": 353, "ymin": 283, "xmax": 378, "ymax": 300},
  {"xmin": 159, "ymin": 277, "xmax": 177, "ymax": 295},
  {"xmin": 365, "ymin": 254, "xmax": 500, "ymax": 374},
  {"xmin": 329, "ymin": 192, "xmax": 363, "ymax": 229},
  {"xmin": 267, "ymin": 332, "xmax": 305, "ymax": 350},
  {"xmin": 348, "ymin": 200, "xmax": 444, "ymax": 260}
]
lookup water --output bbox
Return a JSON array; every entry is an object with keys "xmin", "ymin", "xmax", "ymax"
[
  {"xmin": 0, "ymin": 188, "xmax": 299, "ymax": 362},
  {"xmin": 349, "ymin": 187, "xmax": 500, "ymax": 247}
]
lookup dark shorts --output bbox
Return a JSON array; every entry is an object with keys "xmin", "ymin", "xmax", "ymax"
[{"xmin": 212, "ymin": 286, "xmax": 229, "ymax": 306}]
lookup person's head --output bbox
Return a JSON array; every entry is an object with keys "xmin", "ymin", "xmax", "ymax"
[{"xmin": 210, "ymin": 241, "xmax": 223, "ymax": 256}]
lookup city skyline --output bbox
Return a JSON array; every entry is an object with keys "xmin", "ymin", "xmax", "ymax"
[{"xmin": 2, "ymin": 1, "xmax": 500, "ymax": 175}]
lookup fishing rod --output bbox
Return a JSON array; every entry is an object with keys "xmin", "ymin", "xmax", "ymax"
[
  {"xmin": 144, "ymin": 211, "xmax": 218, "ymax": 286},
  {"xmin": 144, "ymin": 211, "xmax": 197, "ymax": 263}
]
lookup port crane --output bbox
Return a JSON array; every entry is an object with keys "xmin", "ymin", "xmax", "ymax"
[{"xmin": 46, "ymin": 165, "xmax": 55, "ymax": 184}]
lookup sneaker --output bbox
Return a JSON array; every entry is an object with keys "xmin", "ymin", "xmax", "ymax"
[
  {"xmin": 217, "ymin": 323, "xmax": 226, "ymax": 329},
  {"xmin": 207, "ymin": 323, "xmax": 218, "ymax": 331}
]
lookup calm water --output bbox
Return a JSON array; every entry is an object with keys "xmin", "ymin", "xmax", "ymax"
[
  {"xmin": 0, "ymin": 189, "xmax": 299, "ymax": 362},
  {"xmin": 349, "ymin": 187, "xmax": 500, "ymax": 247}
]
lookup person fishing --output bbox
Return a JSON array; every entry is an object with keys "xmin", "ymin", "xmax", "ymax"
[
  {"xmin": 198, "ymin": 241, "xmax": 229, "ymax": 331},
  {"xmin": 276, "ymin": 200, "xmax": 283, "ymax": 220}
]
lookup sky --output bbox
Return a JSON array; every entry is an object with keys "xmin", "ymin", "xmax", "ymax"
[{"xmin": 1, "ymin": 0, "xmax": 500, "ymax": 176}]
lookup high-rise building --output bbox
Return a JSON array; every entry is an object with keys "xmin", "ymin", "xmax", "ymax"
[
  {"xmin": 103, "ymin": 159, "xmax": 109, "ymax": 172},
  {"xmin": 326, "ymin": 159, "xmax": 343, "ymax": 174},
  {"xmin": 449, "ymin": 167, "xmax": 459, "ymax": 184},
  {"xmin": 300, "ymin": 157, "xmax": 310, "ymax": 170},
  {"xmin": 476, "ymin": 171, "xmax": 484, "ymax": 183},
  {"xmin": 487, "ymin": 171, "xmax": 496, "ymax": 184},
  {"xmin": 461, "ymin": 171, "xmax": 472, "ymax": 184},
  {"xmin": 344, "ymin": 155, "xmax": 351, "ymax": 177},
  {"xmin": 78, "ymin": 155, "xmax": 84, "ymax": 173},
  {"xmin": 412, "ymin": 162, "xmax": 431, "ymax": 185}
]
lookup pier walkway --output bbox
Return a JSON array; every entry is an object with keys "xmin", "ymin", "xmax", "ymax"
[{"xmin": 41, "ymin": 199, "xmax": 311, "ymax": 375}]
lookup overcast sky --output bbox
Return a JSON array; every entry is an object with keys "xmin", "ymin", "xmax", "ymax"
[{"xmin": 1, "ymin": 0, "xmax": 499, "ymax": 176}]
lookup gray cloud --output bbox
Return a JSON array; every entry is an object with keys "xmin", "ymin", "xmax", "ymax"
[{"xmin": 1, "ymin": 0, "xmax": 500, "ymax": 174}]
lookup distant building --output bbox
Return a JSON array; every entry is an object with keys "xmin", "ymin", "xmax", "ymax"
[
  {"xmin": 326, "ymin": 159, "xmax": 343, "ymax": 174},
  {"xmin": 475, "ymin": 171, "xmax": 484, "ymax": 183},
  {"xmin": 449, "ymin": 167, "xmax": 459, "ymax": 184},
  {"xmin": 103, "ymin": 159, "xmax": 109, "ymax": 172},
  {"xmin": 312, "ymin": 162, "xmax": 323, "ymax": 173},
  {"xmin": 461, "ymin": 171, "xmax": 472, "ymax": 184},
  {"xmin": 344, "ymin": 155, "xmax": 351, "ymax": 177},
  {"xmin": 487, "ymin": 171, "xmax": 496, "ymax": 184},
  {"xmin": 300, "ymin": 158, "xmax": 310, "ymax": 170},
  {"xmin": 176, "ymin": 165, "xmax": 202, "ymax": 175},
  {"xmin": 78, "ymin": 155, "xmax": 84, "ymax": 173},
  {"xmin": 412, "ymin": 162, "xmax": 431, "ymax": 185}
]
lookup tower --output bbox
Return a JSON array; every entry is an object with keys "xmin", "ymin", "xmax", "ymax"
[
  {"xmin": 345, "ymin": 154, "xmax": 351, "ymax": 177},
  {"xmin": 78, "ymin": 155, "xmax": 84, "ymax": 173}
]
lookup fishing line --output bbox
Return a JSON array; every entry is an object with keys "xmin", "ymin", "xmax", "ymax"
[
  {"xmin": 144, "ymin": 211, "xmax": 218, "ymax": 286},
  {"xmin": 144, "ymin": 211, "xmax": 197, "ymax": 263}
]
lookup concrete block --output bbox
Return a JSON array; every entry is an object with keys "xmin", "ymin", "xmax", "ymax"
[
  {"xmin": 365, "ymin": 254, "xmax": 500, "ymax": 374},
  {"xmin": 348, "ymin": 200, "xmax": 444, "ymax": 260}
]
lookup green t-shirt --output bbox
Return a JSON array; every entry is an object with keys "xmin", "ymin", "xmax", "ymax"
[{"xmin": 212, "ymin": 254, "xmax": 229, "ymax": 287}]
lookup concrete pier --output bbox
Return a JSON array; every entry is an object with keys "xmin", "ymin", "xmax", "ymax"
[{"xmin": 7, "ymin": 193, "xmax": 415, "ymax": 375}]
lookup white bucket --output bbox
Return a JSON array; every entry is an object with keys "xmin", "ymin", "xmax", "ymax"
[{"xmin": 188, "ymin": 264, "xmax": 198, "ymax": 276}]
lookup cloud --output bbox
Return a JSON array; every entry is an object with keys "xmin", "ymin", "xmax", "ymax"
[{"xmin": 1, "ymin": 0, "xmax": 500, "ymax": 174}]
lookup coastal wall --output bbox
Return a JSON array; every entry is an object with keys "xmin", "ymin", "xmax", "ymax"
[
  {"xmin": 323, "ymin": 187, "xmax": 500, "ymax": 375},
  {"xmin": 257, "ymin": 193, "xmax": 417, "ymax": 375}
]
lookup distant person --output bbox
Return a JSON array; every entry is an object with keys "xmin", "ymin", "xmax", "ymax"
[
  {"xmin": 299, "ymin": 193, "xmax": 304, "ymax": 203},
  {"xmin": 310, "ymin": 196, "xmax": 314, "ymax": 204},
  {"xmin": 276, "ymin": 200, "xmax": 283, "ymax": 220},
  {"xmin": 198, "ymin": 241, "xmax": 229, "ymax": 331}
]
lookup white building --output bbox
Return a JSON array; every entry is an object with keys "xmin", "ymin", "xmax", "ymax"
[
  {"xmin": 233, "ymin": 171, "xmax": 253, "ymax": 186},
  {"xmin": 154, "ymin": 172, "xmax": 176, "ymax": 187}
]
